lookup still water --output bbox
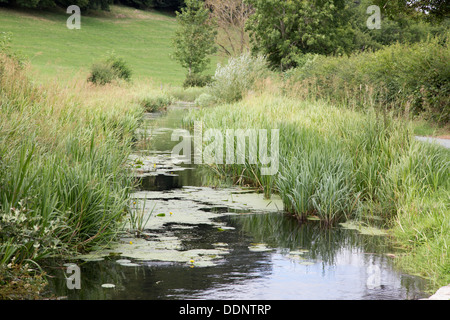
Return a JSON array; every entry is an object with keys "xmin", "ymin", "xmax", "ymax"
[{"xmin": 41, "ymin": 108, "xmax": 428, "ymax": 300}]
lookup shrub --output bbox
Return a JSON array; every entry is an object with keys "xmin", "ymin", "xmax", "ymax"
[
  {"xmin": 286, "ymin": 34, "xmax": 450, "ymax": 124},
  {"xmin": 183, "ymin": 73, "xmax": 212, "ymax": 88},
  {"xmin": 88, "ymin": 61, "xmax": 116, "ymax": 85},
  {"xmin": 208, "ymin": 52, "xmax": 268, "ymax": 103},
  {"xmin": 106, "ymin": 53, "xmax": 132, "ymax": 82},
  {"xmin": 88, "ymin": 52, "xmax": 132, "ymax": 85}
]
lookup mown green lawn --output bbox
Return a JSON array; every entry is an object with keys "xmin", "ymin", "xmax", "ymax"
[{"xmin": 0, "ymin": 5, "xmax": 218, "ymax": 85}]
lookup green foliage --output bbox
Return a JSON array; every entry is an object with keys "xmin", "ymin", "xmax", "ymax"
[
  {"xmin": 167, "ymin": 86, "xmax": 206, "ymax": 102},
  {"xmin": 0, "ymin": 0, "xmax": 184, "ymax": 10},
  {"xmin": 347, "ymin": 0, "xmax": 449, "ymax": 51},
  {"xmin": 119, "ymin": 0, "xmax": 156, "ymax": 9},
  {"xmin": 245, "ymin": 0, "xmax": 351, "ymax": 70},
  {"xmin": 182, "ymin": 72, "xmax": 212, "ymax": 88},
  {"xmin": 373, "ymin": 0, "xmax": 450, "ymax": 21},
  {"xmin": 0, "ymin": 32, "xmax": 25, "ymax": 66},
  {"xmin": 171, "ymin": 0, "xmax": 218, "ymax": 76},
  {"xmin": 138, "ymin": 93, "xmax": 174, "ymax": 112},
  {"xmin": 120, "ymin": 0, "xmax": 184, "ymax": 9},
  {"xmin": 0, "ymin": 0, "xmax": 113, "ymax": 10},
  {"xmin": 106, "ymin": 52, "xmax": 132, "ymax": 82},
  {"xmin": 208, "ymin": 52, "xmax": 268, "ymax": 103},
  {"xmin": 277, "ymin": 125, "xmax": 357, "ymax": 224},
  {"xmin": 0, "ymin": 261, "xmax": 47, "ymax": 299},
  {"xmin": 0, "ymin": 53, "xmax": 142, "ymax": 269},
  {"xmin": 88, "ymin": 61, "xmax": 116, "ymax": 85},
  {"xmin": 88, "ymin": 52, "xmax": 132, "ymax": 85},
  {"xmin": 286, "ymin": 35, "xmax": 450, "ymax": 124},
  {"xmin": 185, "ymin": 89, "xmax": 449, "ymax": 288},
  {"xmin": 194, "ymin": 92, "xmax": 216, "ymax": 107},
  {"xmin": 245, "ymin": 0, "xmax": 449, "ymax": 71}
]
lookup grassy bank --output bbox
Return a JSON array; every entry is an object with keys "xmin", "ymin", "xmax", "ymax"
[
  {"xmin": 0, "ymin": 5, "xmax": 219, "ymax": 85},
  {"xmin": 0, "ymin": 53, "xmax": 144, "ymax": 298},
  {"xmin": 183, "ymin": 87, "xmax": 449, "ymax": 291}
]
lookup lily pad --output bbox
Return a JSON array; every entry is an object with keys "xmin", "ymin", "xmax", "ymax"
[{"xmin": 248, "ymin": 243, "xmax": 273, "ymax": 252}]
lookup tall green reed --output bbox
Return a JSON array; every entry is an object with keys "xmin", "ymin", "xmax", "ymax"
[{"xmin": 0, "ymin": 53, "xmax": 142, "ymax": 267}]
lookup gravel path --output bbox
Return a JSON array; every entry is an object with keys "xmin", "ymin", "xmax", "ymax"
[{"xmin": 414, "ymin": 136, "xmax": 450, "ymax": 149}]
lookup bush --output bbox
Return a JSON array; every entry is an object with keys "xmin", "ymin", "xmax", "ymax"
[
  {"xmin": 107, "ymin": 54, "xmax": 132, "ymax": 82},
  {"xmin": 88, "ymin": 52, "xmax": 132, "ymax": 85},
  {"xmin": 183, "ymin": 73, "xmax": 212, "ymax": 88},
  {"xmin": 286, "ymin": 34, "xmax": 450, "ymax": 124},
  {"xmin": 88, "ymin": 61, "xmax": 116, "ymax": 85},
  {"xmin": 208, "ymin": 52, "xmax": 268, "ymax": 103}
]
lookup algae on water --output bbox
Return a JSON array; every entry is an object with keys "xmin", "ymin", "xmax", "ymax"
[{"xmin": 339, "ymin": 221, "xmax": 387, "ymax": 236}]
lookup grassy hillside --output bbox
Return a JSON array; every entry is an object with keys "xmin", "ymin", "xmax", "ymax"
[{"xmin": 0, "ymin": 5, "xmax": 218, "ymax": 85}]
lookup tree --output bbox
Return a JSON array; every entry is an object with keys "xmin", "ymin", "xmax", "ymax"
[
  {"xmin": 0, "ymin": 0, "xmax": 114, "ymax": 10},
  {"xmin": 171, "ymin": 0, "xmax": 218, "ymax": 76},
  {"xmin": 205, "ymin": 0, "xmax": 253, "ymax": 56},
  {"xmin": 373, "ymin": 0, "xmax": 449, "ymax": 21},
  {"xmin": 245, "ymin": 0, "xmax": 350, "ymax": 71}
]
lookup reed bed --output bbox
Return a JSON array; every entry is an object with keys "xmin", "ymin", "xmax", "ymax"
[
  {"xmin": 184, "ymin": 90, "xmax": 449, "ymax": 288},
  {"xmin": 0, "ymin": 54, "xmax": 144, "ymax": 271}
]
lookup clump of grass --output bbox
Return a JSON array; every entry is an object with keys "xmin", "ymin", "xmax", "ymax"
[
  {"xmin": 167, "ymin": 86, "xmax": 207, "ymax": 102},
  {"xmin": 277, "ymin": 127, "xmax": 358, "ymax": 224},
  {"xmin": 128, "ymin": 199, "xmax": 155, "ymax": 237},
  {"xmin": 137, "ymin": 92, "xmax": 174, "ymax": 112}
]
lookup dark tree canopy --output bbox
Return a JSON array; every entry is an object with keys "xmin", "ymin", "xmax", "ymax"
[
  {"xmin": 0, "ymin": 0, "xmax": 185, "ymax": 10},
  {"xmin": 373, "ymin": 0, "xmax": 449, "ymax": 20},
  {"xmin": 245, "ymin": 0, "xmax": 449, "ymax": 71}
]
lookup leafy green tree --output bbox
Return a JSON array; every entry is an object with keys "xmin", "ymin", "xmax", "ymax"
[
  {"xmin": 171, "ymin": 0, "xmax": 217, "ymax": 77},
  {"xmin": 373, "ymin": 0, "xmax": 449, "ymax": 21},
  {"xmin": 245, "ymin": 0, "xmax": 351, "ymax": 71}
]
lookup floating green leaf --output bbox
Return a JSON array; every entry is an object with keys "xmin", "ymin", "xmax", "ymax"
[{"xmin": 339, "ymin": 221, "xmax": 387, "ymax": 236}]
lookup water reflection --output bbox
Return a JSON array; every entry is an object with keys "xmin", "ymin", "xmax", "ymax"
[
  {"xmin": 42, "ymin": 212, "xmax": 427, "ymax": 300},
  {"xmin": 41, "ymin": 108, "xmax": 429, "ymax": 300}
]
